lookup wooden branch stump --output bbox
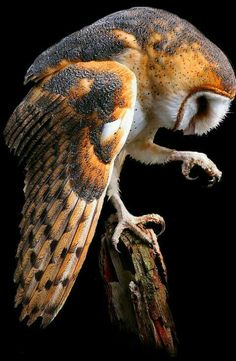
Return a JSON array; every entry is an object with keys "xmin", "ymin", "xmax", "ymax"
[{"xmin": 100, "ymin": 215, "xmax": 178, "ymax": 356}]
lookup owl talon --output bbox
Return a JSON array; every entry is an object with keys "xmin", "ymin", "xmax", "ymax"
[
  {"xmin": 111, "ymin": 212, "xmax": 165, "ymax": 252},
  {"xmin": 170, "ymin": 150, "xmax": 222, "ymax": 185},
  {"xmin": 112, "ymin": 239, "xmax": 121, "ymax": 253},
  {"xmin": 207, "ymin": 176, "xmax": 217, "ymax": 187},
  {"xmin": 185, "ymin": 174, "xmax": 199, "ymax": 181}
]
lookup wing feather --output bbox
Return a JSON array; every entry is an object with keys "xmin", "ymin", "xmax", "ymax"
[
  {"xmin": 5, "ymin": 60, "xmax": 136, "ymax": 325},
  {"xmin": 17, "ymin": 175, "xmax": 69, "ymax": 262}
]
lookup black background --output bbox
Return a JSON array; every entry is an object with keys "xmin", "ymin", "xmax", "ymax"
[{"xmin": 1, "ymin": 1, "xmax": 235, "ymax": 359}]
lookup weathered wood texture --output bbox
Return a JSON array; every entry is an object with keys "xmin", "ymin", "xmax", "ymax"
[{"xmin": 100, "ymin": 215, "xmax": 178, "ymax": 356}]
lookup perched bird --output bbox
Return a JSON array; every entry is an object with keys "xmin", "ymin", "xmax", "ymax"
[{"xmin": 4, "ymin": 7, "xmax": 235, "ymax": 327}]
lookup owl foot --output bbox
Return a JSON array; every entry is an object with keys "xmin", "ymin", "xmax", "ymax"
[
  {"xmin": 111, "ymin": 210, "xmax": 165, "ymax": 253},
  {"xmin": 170, "ymin": 150, "xmax": 222, "ymax": 186}
]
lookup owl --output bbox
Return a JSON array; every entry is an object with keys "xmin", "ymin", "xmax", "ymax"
[{"xmin": 4, "ymin": 7, "xmax": 235, "ymax": 327}]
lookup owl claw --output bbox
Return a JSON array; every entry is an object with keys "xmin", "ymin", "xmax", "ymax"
[
  {"xmin": 170, "ymin": 150, "xmax": 222, "ymax": 185},
  {"xmin": 112, "ymin": 212, "xmax": 165, "ymax": 252},
  {"xmin": 112, "ymin": 241, "xmax": 121, "ymax": 253},
  {"xmin": 207, "ymin": 176, "xmax": 217, "ymax": 187},
  {"xmin": 185, "ymin": 174, "xmax": 199, "ymax": 181}
]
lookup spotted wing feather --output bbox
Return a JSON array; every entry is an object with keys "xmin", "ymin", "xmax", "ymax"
[{"xmin": 5, "ymin": 60, "xmax": 136, "ymax": 326}]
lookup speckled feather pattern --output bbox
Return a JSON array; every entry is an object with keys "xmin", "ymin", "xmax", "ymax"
[
  {"xmin": 4, "ymin": 60, "xmax": 136, "ymax": 326},
  {"xmin": 25, "ymin": 7, "xmax": 235, "ymax": 95}
]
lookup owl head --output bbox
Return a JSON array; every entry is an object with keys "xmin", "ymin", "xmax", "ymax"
[{"xmin": 146, "ymin": 11, "xmax": 236, "ymax": 135}]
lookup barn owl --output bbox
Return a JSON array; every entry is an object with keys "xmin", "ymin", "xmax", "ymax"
[{"xmin": 4, "ymin": 7, "xmax": 235, "ymax": 327}]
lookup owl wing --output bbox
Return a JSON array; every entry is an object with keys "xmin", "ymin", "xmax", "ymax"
[{"xmin": 4, "ymin": 60, "xmax": 136, "ymax": 327}]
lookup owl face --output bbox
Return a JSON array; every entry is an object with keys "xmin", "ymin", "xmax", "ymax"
[
  {"xmin": 154, "ymin": 89, "xmax": 232, "ymax": 135},
  {"xmin": 175, "ymin": 90, "xmax": 231, "ymax": 135}
]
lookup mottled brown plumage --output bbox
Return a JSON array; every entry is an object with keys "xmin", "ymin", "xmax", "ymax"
[{"xmin": 5, "ymin": 61, "xmax": 136, "ymax": 326}]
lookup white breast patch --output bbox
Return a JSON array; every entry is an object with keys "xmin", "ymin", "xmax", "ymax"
[{"xmin": 126, "ymin": 100, "xmax": 147, "ymax": 142}]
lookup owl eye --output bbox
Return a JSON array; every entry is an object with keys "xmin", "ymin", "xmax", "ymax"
[{"xmin": 196, "ymin": 95, "xmax": 209, "ymax": 118}]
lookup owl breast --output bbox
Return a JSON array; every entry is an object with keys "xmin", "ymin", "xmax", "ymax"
[{"xmin": 126, "ymin": 100, "xmax": 147, "ymax": 143}]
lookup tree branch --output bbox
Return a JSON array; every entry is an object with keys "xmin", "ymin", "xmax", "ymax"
[{"xmin": 100, "ymin": 215, "xmax": 178, "ymax": 356}]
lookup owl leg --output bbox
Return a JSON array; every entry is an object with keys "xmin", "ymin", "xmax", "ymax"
[
  {"xmin": 107, "ymin": 152, "xmax": 165, "ymax": 252},
  {"xmin": 127, "ymin": 141, "xmax": 222, "ymax": 185}
]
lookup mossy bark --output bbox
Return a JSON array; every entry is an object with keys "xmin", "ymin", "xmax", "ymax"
[{"xmin": 100, "ymin": 215, "xmax": 178, "ymax": 356}]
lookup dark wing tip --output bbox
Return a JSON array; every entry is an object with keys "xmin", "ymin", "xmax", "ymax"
[
  {"xmin": 24, "ymin": 76, "xmax": 30, "ymax": 85},
  {"xmin": 24, "ymin": 66, "xmax": 36, "ymax": 85}
]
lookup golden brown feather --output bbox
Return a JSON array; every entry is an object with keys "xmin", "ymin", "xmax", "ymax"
[{"xmin": 5, "ymin": 59, "xmax": 136, "ymax": 325}]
